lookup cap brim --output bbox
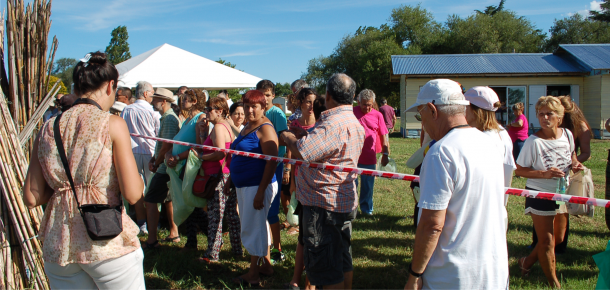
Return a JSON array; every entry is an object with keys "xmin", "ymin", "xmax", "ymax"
[
  {"xmin": 404, "ymin": 102, "xmax": 422, "ymax": 113},
  {"xmin": 152, "ymin": 94, "xmax": 175, "ymax": 102}
]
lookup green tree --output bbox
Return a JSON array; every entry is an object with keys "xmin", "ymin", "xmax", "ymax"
[
  {"xmin": 545, "ymin": 13, "xmax": 610, "ymax": 52},
  {"xmin": 216, "ymin": 58, "xmax": 237, "ymax": 69},
  {"xmin": 444, "ymin": 11, "xmax": 545, "ymax": 54},
  {"xmin": 590, "ymin": 0, "xmax": 610, "ymax": 22},
  {"xmin": 105, "ymin": 26, "xmax": 132, "ymax": 65},
  {"xmin": 52, "ymin": 57, "xmax": 78, "ymax": 90},
  {"xmin": 274, "ymin": 82, "xmax": 292, "ymax": 97},
  {"xmin": 389, "ymin": 4, "xmax": 446, "ymax": 54},
  {"xmin": 475, "ymin": 0, "xmax": 506, "ymax": 16}
]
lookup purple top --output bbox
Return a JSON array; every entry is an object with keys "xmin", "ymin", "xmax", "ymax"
[{"xmin": 379, "ymin": 105, "xmax": 395, "ymax": 129}]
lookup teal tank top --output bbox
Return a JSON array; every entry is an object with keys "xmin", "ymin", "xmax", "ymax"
[{"xmin": 171, "ymin": 112, "xmax": 204, "ymax": 156}]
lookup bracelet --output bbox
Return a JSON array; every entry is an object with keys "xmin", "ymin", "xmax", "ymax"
[
  {"xmin": 408, "ymin": 263, "xmax": 423, "ymax": 278},
  {"xmin": 382, "ymin": 152, "xmax": 389, "ymax": 156}
]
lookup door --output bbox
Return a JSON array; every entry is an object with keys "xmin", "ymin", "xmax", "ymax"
[
  {"xmin": 528, "ymin": 85, "xmax": 546, "ymax": 129},
  {"xmin": 507, "ymin": 86, "xmax": 526, "ymax": 126}
]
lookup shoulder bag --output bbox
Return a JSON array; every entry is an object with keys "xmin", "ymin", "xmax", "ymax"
[
  {"xmin": 192, "ymin": 123, "xmax": 234, "ymax": 199},
  {"xmin": 53, "ymin": 103, "xmax": 124, "ymax": 241}
]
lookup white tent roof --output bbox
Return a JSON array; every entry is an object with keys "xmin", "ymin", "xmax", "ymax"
[{"xmin": 116, "ymin": 43, "xmax": 262, "ymax": 89}]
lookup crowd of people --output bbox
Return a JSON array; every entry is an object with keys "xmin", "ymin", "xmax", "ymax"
[{"xmin": 22, "ymin": 51, "xmax": 596, "ymax": 289}]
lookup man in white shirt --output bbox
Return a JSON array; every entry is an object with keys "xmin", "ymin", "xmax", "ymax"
[
  {"xmin": 404, "ymin": 79, "xmax": 509, "ymax": 290},
  {"xmin": 217, "ymin": 90, "xmax": 233, "ymax": 108},
  {"xmin": 120, "ymin": 81, "xmax": 161, "ymax": 235}
]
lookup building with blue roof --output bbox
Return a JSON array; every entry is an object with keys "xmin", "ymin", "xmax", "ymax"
[{"xmin": 391, "ymin": 43, "xmax": 610, "ymax": 138}]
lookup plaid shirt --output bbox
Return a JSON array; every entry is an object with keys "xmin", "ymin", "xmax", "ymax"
[
  {"xmin": 154, "ymin": 108, "xmax": 180, "ymax": 174},
  {"xmin": 296, "ymin": 105, "xmax": 365, "ymax": 213}
]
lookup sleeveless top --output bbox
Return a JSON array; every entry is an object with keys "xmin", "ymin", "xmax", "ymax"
[
  {"xmin": 229, "ymin": 123, "xmax": 277, "ymax": 188},
  {"xmin": 172, "ymin": 112, "xmax": 204, "ymax": 156},
  {"xmin": 37, "ymin": 104, "xmax": 140, "ymax": 266},
  {"xmin": 201, "ymin": 123, "xmax": 232, "ymax": 174}
]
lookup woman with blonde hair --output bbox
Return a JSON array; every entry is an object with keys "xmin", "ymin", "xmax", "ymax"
[
  {"xmin": 464, "ymin": 87, "xmax": 516, "ymax": 211},
  {"xmin": 515, "ymin": 96, "xmax": 583, "ymax": 288},
  {"xmin": 23, "ymin": 52, "xmax": 146, "ymax": 289}
]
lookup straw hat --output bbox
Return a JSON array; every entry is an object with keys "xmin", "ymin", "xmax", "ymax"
[
  {"xmin": 152, "ymin": 88, "xmax": 177, "ymax": 103},
  {"xmin": 111, "ymin": 101, "xmax": 127, "ymax": 112}
]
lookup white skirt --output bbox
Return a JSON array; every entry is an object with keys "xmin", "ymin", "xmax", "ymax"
[{"xmin": 236, "ymin": 182, "xmax": 277, "ymax": 257}]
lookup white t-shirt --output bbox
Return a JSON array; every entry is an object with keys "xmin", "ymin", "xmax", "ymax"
[
  {"xmin": 226, "ymin": 98, "xmax": 234, "ymax": 108},
  {"xmin": 418, "ymin": 128, "xmax": 509, "ymax": 290},
  {"xmin": 483, "ymin": 127, "xmax": 516, "ymax": 187},
  {"xmin": 516, "ymin": 129, "xmax": 574, "ymax": 192}
]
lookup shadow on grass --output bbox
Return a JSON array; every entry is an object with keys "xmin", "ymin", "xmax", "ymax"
[{"xmin": 353, "ymin": 213, "xmax": 415, "ymax": 233}]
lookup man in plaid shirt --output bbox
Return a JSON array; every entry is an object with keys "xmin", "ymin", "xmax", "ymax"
[{"xmin": 281, "ymin": 73, "xmax": 364, "ymax": 289}]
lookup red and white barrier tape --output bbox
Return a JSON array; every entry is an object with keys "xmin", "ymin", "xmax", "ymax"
[{"xmin": 131, "ymin": 133, "xmax": 610, "ymax": 208}]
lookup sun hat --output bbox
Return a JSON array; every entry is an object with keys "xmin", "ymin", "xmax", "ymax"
[
  {"xmin": 152, "ymin": 88, "xmax": 177, "ymax": 103},
  {"xmin": 405, "ymin": 79, "xmax": 469, "ymax": 113},
  {"xmin": 111, "ymin": 101, "xmax": 127, "ymax": 112},
  {"xmin": 463, "ymin": 86, "xmax": 500, "ymax": 111}
]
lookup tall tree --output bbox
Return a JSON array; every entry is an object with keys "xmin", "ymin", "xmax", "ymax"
[
  {"xmin": 52, "ymin": 57, "xmax": 78, "ymax": 90},
  {"xmin": 389, "ymin": 4, "xmax": 446, "ymax": 54},
  {"xmin": 590, "ymin": 0, "xmax": 610, "ymax": 22},
  {"xmin": 545, "ymin": 13, "xmax": 610, "ymax": 52},
  {"xmin": 475, "ymin": 0, "xmax": 506, "ymax": 16},
  {"xmin": 207, "ymin": 59, "xmax": 242, "ymax": 101},
  {"xmin": 275, "ymin": 82, "xmax": 292, "ymax": 97},
  {"xmin": 105, "ymin": 26, "xmax": 132, "ymax": 65}
]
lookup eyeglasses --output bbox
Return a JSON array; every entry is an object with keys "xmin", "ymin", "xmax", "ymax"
[{"xmin": 414, "ymin": 105, "xmax": 427, "ymax": 121}]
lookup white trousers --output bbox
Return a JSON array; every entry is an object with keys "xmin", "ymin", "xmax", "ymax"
[
  {"xmin": 44, "ymin": 248, "xmax": 145, "ymax": 290},
  {"xmin": 236, "ymin": 182, "xmax": 277, "ymax": 257}
]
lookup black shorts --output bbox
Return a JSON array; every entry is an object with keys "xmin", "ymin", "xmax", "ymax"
[
  {"xmin": 524, "ymin": 186, "xmax": 559, "ymax": 216},
  {"xmin": 143, "ymin": 173, "xmax": 171, "ymax": 204},
  {"xmin": 302, "ymin": 205, "xmax": 356, "ymax": 286},
  {"xmin": 295, "ymin": 201, "xmax": 304, "ymax": 245},
  {"xmin": 282, "ymin": 173, "xmax": 293, "ymax": 197}
]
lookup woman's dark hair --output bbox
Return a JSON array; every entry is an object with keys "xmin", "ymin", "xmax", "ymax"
[
  {"xmin": 171, "ymin": 103, "xmax": 181, "ymax": 116},
  {"xmin": 207, "ymin": 96, "xmax": 230, "ymax": 118},
  {"xmin": 182, "ymin": 89, "xmax": 207, "ymax": 112},
  {"xmin": 229, "ymin": 102, "xmax": 244, "ymax": 115},
  {"xmin": 72, "ymin": 51, "xmax": 119, "ymax": 95},
  {"xmin": 296, "ymin": 88, "xmax": 320, "ymax": 106},
  {"xmin": 313, "ymin": 95, "xmax": 327, "ymax": 120}
]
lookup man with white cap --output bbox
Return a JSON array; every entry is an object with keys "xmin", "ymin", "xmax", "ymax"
[
  {"xmin": 143, "ymin": 88, "xmax": 181, "ymax": 249},
  {"xmin": 403, "ymin": 79, "xmax": 508, "ymax": 290}
]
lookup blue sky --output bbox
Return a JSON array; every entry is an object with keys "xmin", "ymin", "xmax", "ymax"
[{"xmin": 26, "ymin": 0, "xmax": 603, "ymax": 84}]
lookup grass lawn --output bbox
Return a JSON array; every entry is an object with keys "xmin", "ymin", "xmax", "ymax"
[{"xmin": 141, "ymin": 133, "xmax": 610, "ymax": 289}]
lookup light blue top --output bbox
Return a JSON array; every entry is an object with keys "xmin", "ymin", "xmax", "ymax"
[
  {"xmin": 265, "ymin": 105, "xmax": 287, "ymax": 159},
  {"xmin": 171, "ymin": 112, "xmax": 204, "ymax": 156}
]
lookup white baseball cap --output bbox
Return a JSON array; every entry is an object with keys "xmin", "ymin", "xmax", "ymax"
[
  {"xmin": 464, "ymin": 86, "xmax": 500, "ymax": 111},
  {"xmin": 405, "ymin": 79, "xmax": 469, "ymax": 113}
]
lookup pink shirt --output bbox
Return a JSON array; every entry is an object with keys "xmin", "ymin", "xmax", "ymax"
[
  {"xmin": 353, "ymin": 107, "xmax": 388, "ymax": 165},
  {"xmin": 201, "ymin": 123, "xmax": 232, "ymax": 174},
  {"xmin": 508, "ymin": 114, "xmax": 529, "ymax": 142}
]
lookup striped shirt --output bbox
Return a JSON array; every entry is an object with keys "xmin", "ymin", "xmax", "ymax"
[
  {"xmin": 154, "ymin": 108, "xmax": 181, "ymax": 174},
  {"xmin": 121, "ymin": 100, "xmax": 161, "ymax": 155},
  {"xmin": 296, "ymin": 105, "xmax": 365, "ymax": 213}
]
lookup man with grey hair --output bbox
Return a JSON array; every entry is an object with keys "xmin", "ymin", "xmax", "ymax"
[
  {"xmin": 403, "ymin": 79, "xmax": 508, "ymax": 289},
  {"xmin": 281, "ymin": 73, "xmax": 364, "ymax": 289},
  {"xmin": 121, "ymin": 81, "xmax": 161, "ymax": 235},
  {"xmin": 288, "ymin": 79, "xmax": 309, "ymax": 122},
  {"xmin": 353, "ymin": 89, "xmax": 390, "ymax": 216}
]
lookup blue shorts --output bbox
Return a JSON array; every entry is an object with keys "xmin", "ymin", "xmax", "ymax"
[{"xmin": 267, "ymin": 163, "xmax": 283, "ymax": 224}]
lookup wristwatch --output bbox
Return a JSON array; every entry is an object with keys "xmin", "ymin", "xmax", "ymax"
[{"xmin": 408, "ymin": 263, "xmax": 423, "ymax": 278}]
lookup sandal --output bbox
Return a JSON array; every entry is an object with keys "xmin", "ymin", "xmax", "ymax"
[
  {"xmin": 518, "ymin": 257, "xmax": 531, "ymax": 277},
  {"xmin": 142, "ymin": 240, "xmax": 160, "ymax": 250},
  {"xmin": 162, "ymin": 236, "xmax": 181, "ymax": 243},
  {"xmin": 280, "ymin": 221, "xmax": 291, "ymax": 230}
]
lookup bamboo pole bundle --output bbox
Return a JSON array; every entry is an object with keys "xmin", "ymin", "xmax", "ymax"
[
  {"xmin": 5, "ymin": 0, "xmax": 56, "ymax": 158},
  {"xmin": 18, "ymin": 79, "xmax": 60, "ymax": 146},
  {"xmin": 0, "ymin": 93, "xmax": 48, "ymax": 289}
]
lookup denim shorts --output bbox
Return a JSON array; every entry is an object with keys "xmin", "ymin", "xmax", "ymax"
[{"xmin": 302, "ymin": 205, "xmax": 356, "ymax": 286}]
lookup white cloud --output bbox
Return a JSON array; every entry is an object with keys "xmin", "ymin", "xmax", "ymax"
[
  {"xmin": 220, "ymin": 50, "xmax": 266, "ymax": 57},
  {"xmin": 566, "ymin": 0, "xmax": 602, "ymax": 17}
]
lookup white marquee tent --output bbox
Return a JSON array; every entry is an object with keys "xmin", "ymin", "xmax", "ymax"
[{"xmin": 116, "ymin": 43, "xmax": 262, "ymax": 89}]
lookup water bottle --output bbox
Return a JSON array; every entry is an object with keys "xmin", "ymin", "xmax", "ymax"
[{"xmin": 556, "ymin": 176, "xmax": 566, "ymax": 205}]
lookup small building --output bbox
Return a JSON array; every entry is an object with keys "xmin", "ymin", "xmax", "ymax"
[{"xmin": 391, "ymin": 44, "xmax": 610, "ymax": 138}]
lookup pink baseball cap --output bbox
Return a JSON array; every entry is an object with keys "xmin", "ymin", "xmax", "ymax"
[{"xmin": 463, "ymin": 86, "xmax": 500, "ymax": 111}]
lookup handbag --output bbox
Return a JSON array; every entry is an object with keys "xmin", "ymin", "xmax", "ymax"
[
  {"xmin": 53, "ymin": 103, "xmax": 124, "ymax": 241},
  {"xmin": 566, "ymin": 167, "xmax": 595, "ymax": 217},
  {"xmin": 192, "ymin": 154, "xmax": 228, "ymax": 199}
]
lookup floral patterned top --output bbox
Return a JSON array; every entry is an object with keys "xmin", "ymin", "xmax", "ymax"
[{"xmin": 37, "ymin": 104, "xmax": 140, "ymax": 266}]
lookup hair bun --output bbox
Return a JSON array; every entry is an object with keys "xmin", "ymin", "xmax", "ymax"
[
  {"xmin": 87, "ymin": 52, "xmax": 107, "ymax": 65},
  {"xmin": 493, "ymin": 101, "xmax": 502, "ymax": 108},
  {"xmin": 559, "ymin": 96, "xmax": 574, "ymax": 113}
]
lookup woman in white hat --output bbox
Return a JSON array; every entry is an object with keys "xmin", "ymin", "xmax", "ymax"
[{"xmin": 463, "ymin": 86, "xmax": 516, "ymax": 202}]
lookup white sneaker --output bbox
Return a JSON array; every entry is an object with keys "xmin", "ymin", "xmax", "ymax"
[{"xmin": 139, "ymin": 223, "xmax": 148, "ymax": 236}]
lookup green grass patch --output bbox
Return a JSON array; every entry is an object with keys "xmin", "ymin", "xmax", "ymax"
[{"xmin": 141, "ymin": 134, "xmax": 610, "ymax": 289}]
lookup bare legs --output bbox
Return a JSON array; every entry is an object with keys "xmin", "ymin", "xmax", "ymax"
[
  {"xmin": 236, "ymin": 247, "xmax": 273, "ymax": 284},
  {"xmin": 522, "ymin": 214, "xmax": 561, "ymax": 288},
  {"xmin": 146, "ymin": 201, "xmax": 179, "ymax": 244}
]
